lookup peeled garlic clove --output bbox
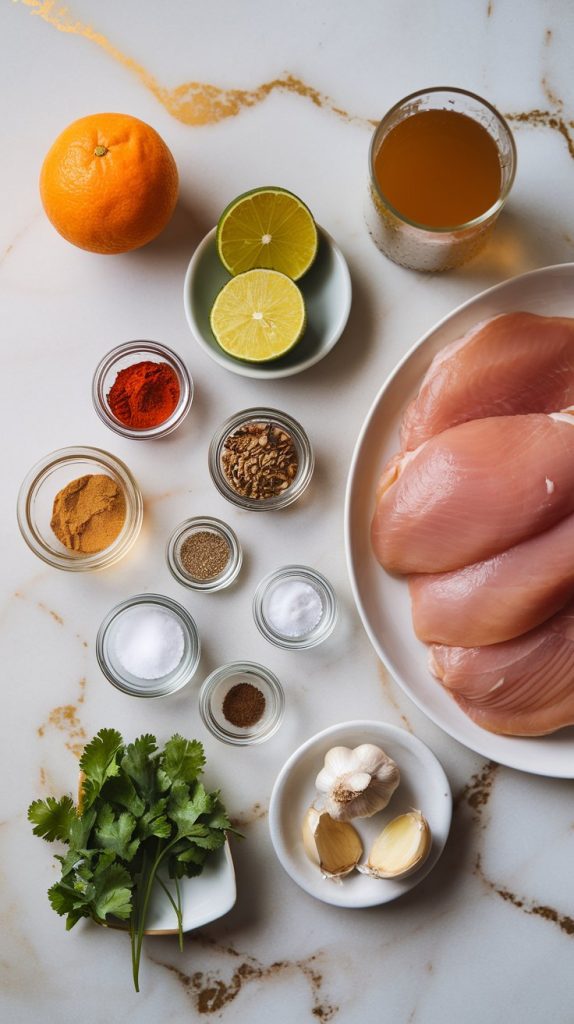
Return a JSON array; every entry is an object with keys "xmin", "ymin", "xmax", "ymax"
[
  {"xmin": 359, "ymin": 810, "xmax": 431, "ymax": 880},
  {"xmin": 302, "ymin": 806, "xmax": 363, "ymax": 880},
  {"xmin": 315, "ymin": 743, "xmax": 400, "ymax": 821}
]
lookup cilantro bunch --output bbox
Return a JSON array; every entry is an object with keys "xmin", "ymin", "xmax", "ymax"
[{"xmin": 28, "ymin": 729, "xmax": 233, "ymax": 991}]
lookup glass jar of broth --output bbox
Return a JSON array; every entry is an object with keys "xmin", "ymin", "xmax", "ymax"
[{"xmin": 365, "ymin": 87, "xmax": 516, "ymax": 272}]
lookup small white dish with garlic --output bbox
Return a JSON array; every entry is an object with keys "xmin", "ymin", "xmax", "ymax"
[{"xmin": 269, "ymin": 721, "xmax": 451, "ymax": 908}]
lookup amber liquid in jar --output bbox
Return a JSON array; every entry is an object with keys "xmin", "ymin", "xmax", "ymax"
[{"xmin": 373, "ymin": 109, "xmax": 502, "ymax": 228}]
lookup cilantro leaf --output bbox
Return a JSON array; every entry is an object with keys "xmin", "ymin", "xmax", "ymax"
[
  {"xmin": 102, "ymin": 774, "xmax": 145, "ymax": 818},
  {"xmin": 92, "ymin": 862, "xmax": 133, "ymax": 921},
  {"xmin": 28, "ymin": 796, "xmax": 76, "ymax": 843},
  {"xmin": 48, "ymin": 881, "xmax": 91, "ymax": 928},
  {"xmin": 136, "ymin": 799, "xmax": 171, "ymax": 841},
  {"xmin": 160, "ymin": 736, "xmax": 205, "ymax": 785},
  {"xmin": 121, "ymin": 735, "xmax": 158, "ymax": 803},
  {"xmin": 79, "ymin": 729, "xmax": 123, "ymax": 810},
  {"xmin": 68, "ymin": 807, "xmax": 97, "ymax": 852},
  {"xmin": 168, "ymin": 780, "xmax": 213, "ymax": 837},
  {"xmin": 206, "ymin": 798, "xmax": 232, "ymax": 832},
  {"xmin": 94, "ymin": 805, "xmax": 140, "ymax": 862}
]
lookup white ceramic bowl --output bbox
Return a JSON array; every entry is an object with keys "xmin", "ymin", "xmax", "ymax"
[
  {"xmin": 269, "ymin": 720, "xmax": 451, "ymax": 908},
  {"xmin": 183, "ymin": 225, "xmax": 352, "ymax": 379}
]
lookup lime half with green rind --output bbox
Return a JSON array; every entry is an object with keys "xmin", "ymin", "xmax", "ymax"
[{"xmin": 216, "ymin": 186, "xmax": 318, "ymax": 281}]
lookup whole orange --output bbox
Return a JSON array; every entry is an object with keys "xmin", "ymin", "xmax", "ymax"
[{"xmin": 39, "ymin": 113, "xmax": 179, "ymax": 254}]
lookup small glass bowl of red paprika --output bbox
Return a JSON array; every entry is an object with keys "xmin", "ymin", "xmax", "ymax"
[{"xmin": 92, "ymin": 340, "xmax": 193, "ymax": 439}]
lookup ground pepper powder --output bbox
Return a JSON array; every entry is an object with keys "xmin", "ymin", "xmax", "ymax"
[
  {"xmin": 51, "ymin": 474, "xmax": 126, "ymax": 553},
  {"xmin": 107, "ymin": 360, "xmax": 180, "ymax": 429},
  {"xmin": 179, "ymin": 530, "xmax": 230, "ymax": 580},
  {"xmin": 222, "ymin": 682, "xmax": 266, "ymax": 728}
]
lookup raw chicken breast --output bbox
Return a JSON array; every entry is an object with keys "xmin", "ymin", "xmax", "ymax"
[
  {"xmin": 410, "ymin": 512, "xmax": 574, "ymax": 647},
  {"xmin": 401, "ymin": 312, "xmax": 574, "ymax": 450},
  {"xmin": 371, "ymin": 413, "xmax": 574, "ymax": 574},
  {"xmin": 429, "ymin": 603, "xmax": 574, "ymax": 736}
]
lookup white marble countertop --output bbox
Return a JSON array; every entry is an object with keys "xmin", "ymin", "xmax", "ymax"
[{"xmin": 2, "ymin": 1, "xmax": 574, "ymax": 1021}]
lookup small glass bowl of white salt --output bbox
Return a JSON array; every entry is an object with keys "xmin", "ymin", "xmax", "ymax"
[
  {"xmin": 96, "ymin": 594, "xmax": 201, "ymax": 697},
  {"xmin": 253, "ymin": 566, "xmax": 337, "ymax": 650}
]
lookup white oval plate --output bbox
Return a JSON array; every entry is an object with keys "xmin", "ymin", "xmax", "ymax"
[
  {"xmin": 183, "ymin": 225, "xmax": 351, "ymax": 379},
  {"xmin": 269, "ymin": 720, "xmax": 451, "ymax": 908},
  {"xmin": 345, "ymin": 263, "xmax": 574, "ymax": 778}
]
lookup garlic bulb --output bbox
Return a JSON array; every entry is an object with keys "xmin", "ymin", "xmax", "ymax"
[
  {"xmin": 359, "ymin": 810, "xmax": 431, "ymax": 879},
  {"xmin": 315, "ymin": 744, "xmax": 400, "ymax": 821},
  {"xmin": 302, "ymin": 807, "xmax": 363, "ymax": 880}
]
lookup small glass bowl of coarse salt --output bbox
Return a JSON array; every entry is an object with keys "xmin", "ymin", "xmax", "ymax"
[
  {"xmin": 96, "ymin": 594, "xmax": 201, "ymax": 697},
  {"xmin": 253, "ymin": 565, "xmax": 337, "ymax": 650}
]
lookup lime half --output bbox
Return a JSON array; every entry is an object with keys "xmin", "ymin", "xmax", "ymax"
[
  {"xmin": 210, "ymin": 268, "xmax": 306, "ymax": 363},
  {"xmin": 216, "ymin": 186, "xmax": 318, "ymax": 280}
]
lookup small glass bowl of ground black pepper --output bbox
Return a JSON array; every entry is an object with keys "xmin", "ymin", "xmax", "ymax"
[
  {"xmin": 253, "ymin": 565, "xmax": 338, "ymax": 649},
  {"xmin": 199, "ymin": 661, "xmax": 285, "ymax": 745},
  {"xmin": 92, "ymin": 340, "xmax": 193, "ymax": 439},
  {"xmin": 17, "ymin": 446, "xmax": 143, "ymax": 572},
  {"xmin": 166, "ymin": 516, "xmax": 242, "ymax": 592},
  {"xmin": 208, "ymin": 407, "xmax": 314, "ymax": 511}
]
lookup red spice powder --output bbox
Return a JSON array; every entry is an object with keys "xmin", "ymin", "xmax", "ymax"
[{"xmin": 107, "ymin": 360, "xmax": 180, "ymax": 430}]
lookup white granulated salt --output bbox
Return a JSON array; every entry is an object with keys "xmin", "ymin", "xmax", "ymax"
[
  {"xmin": 112, "ymin": 605, "xmax": 185, "ymax": 679},
  {"xmin": 266, "ymin": 579, "xmax": 323, "ymax": 638}
]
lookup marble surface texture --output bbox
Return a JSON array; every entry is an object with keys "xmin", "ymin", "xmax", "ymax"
[{"xmin": 2, "ymin": 1, "xmax": 574, "ymax": 1021}]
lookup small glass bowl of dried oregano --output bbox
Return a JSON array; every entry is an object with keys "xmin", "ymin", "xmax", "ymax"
[{"xmin": 208, "ymin": 407, "xmax": 314, "ymax": 511}]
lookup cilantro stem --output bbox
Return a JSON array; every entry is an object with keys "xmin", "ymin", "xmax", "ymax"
[
  {"xmin": 133, "ymin": 836, "xmax": 181, "ymax": 990},
  {"xmin": 156, "ymin": 875, "xmax": 183, "ymax": 950},
  {"xmin": 174, "ymin": 874, "xmax": 183, "ymax": 952}
]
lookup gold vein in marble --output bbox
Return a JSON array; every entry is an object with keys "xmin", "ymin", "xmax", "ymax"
[
  {"xmin": 150, "ymin": 940, "xmax": 337, "ymax": 1020},
  {"xmin": 505, "ymin": 109, "xmax": 574, "ymax": 161},
  {"xmin": 37, "ymin": 678, "xmax": 87, "ymax": 757},
  {"xmin": 458, "ymin": 762, "xmax": 574, "ymax": 940},
  {"xmin": 14, "ymin": 0, "xmax": 370, "ymax": 128},
  {"xmin": 476, "ymin": 853, "xmax": 574, "ymax": 937}
]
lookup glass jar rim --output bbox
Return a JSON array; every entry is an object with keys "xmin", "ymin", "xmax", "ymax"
[
  {"xmin": 16, "ymin": 445, "xmax": 143, "ymax": 572},
  {"xmin": 253, "ymin": 564, "xmax": 338, "ymax": 649},
  {"xmin": 96, "ymin": 593, "xmax": 201, "ymax": 697},
  {"xmin": 92, "ymin": 339, "xmax": 193, "ymax": 440},
  {"xmin": 199, "ymin": 660, "xmax": 285, "ymax": 744},
  {"xmin": 369, "ymin": 85, "xmax": 517, "ymax": 234},
  {"xmin": 165, "ymin": 516, "xmax": 242, "ymax": 591},
  {"xmin": 208, "ymin": 407, "xmax": 314, "ymax": 511}
]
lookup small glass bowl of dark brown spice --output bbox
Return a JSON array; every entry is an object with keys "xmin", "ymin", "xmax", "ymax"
[
  {"xmin": 208, "ymin": 407, "xmax": 314, "ymax": 511},
  {"xmin": 166, "ymin": 516, "xmax": 242, "ymax": 592},
  {"xmin": 17, "ymin": 446, "xmax": 143, "ymax": 572},
  {"xmin": 92, "ymin": 340, "xmax": 193, "ymax": 440},
  {"xmin": 199, "ymin": 661, "xmax": 285, "ymax": 745}
]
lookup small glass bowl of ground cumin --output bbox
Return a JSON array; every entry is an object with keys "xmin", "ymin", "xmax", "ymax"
[
  {"xmin": 208, "ymin": 407, "xmax": 314, "ymax": 511},
  {"xmin": 166, "ymin": 516, "xmax": 242, "ymax": 592},
  {"xmin": 17, "ymin": 446, "xmax": 143, "ymax": 571},
  {"xmin": 199, "ymin": 661, "xmax": 285, "ymax": 745},
  {"xmin": 92, "ymin": 340, "xmax": 193, "ymax": 439}
]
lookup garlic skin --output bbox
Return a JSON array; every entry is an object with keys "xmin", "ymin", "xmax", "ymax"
[
  {"xmin": 302, "ymin": 806, "xmax": 363, "ymax": 880},
  {"xmin": 315, "ymin": 744, "xmax": 400, "ymax": 821},
  {"xmin": 359, "ymin": 809, "xmax": 431, "ymax": 880}
]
